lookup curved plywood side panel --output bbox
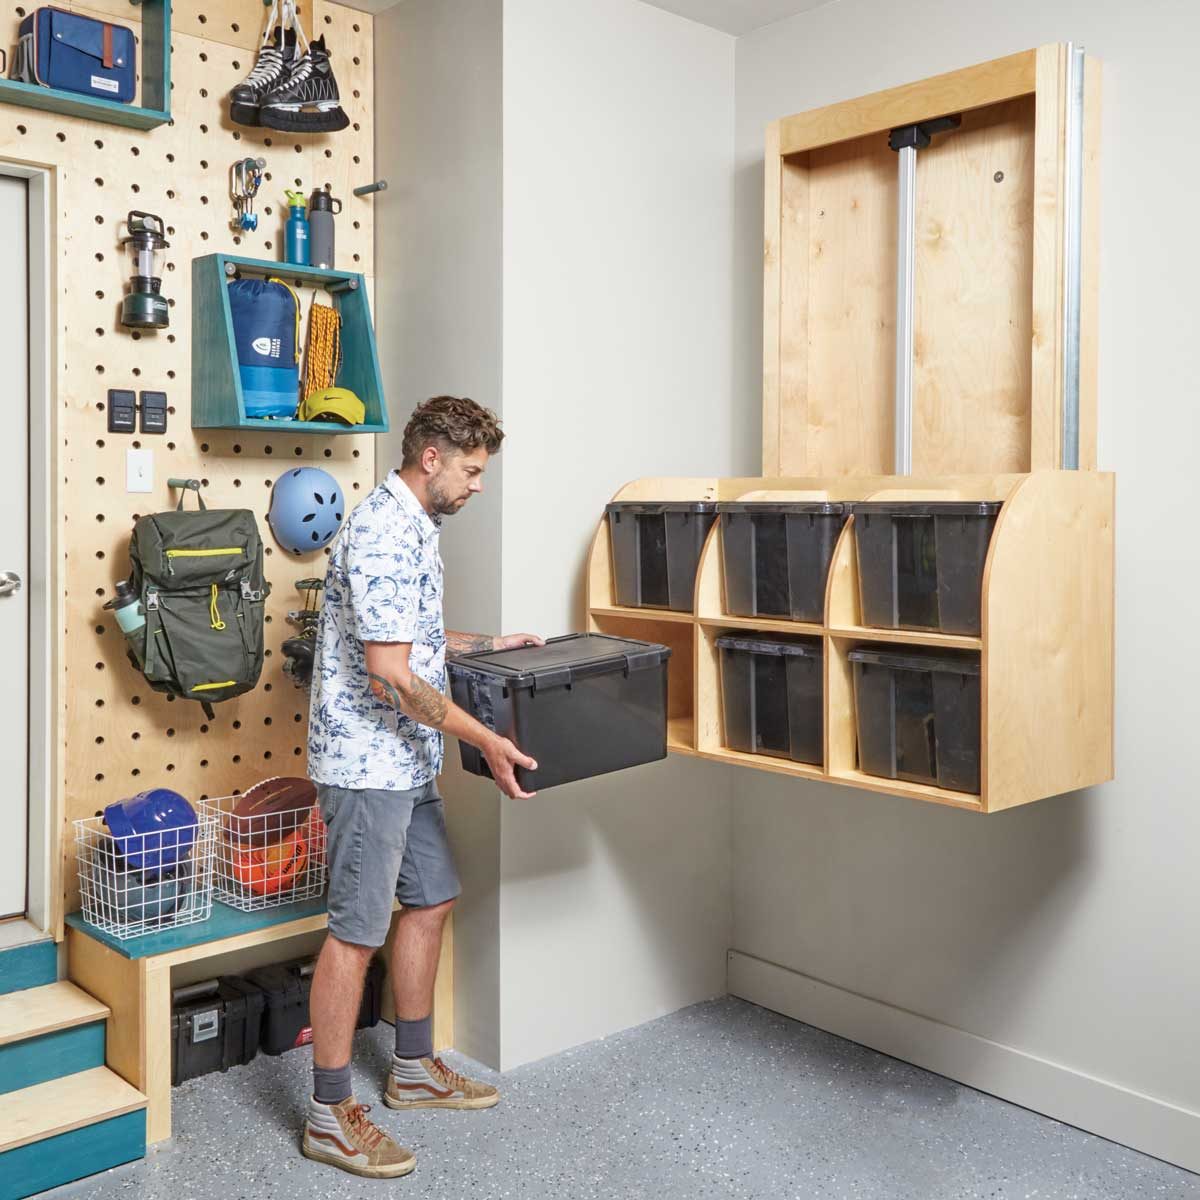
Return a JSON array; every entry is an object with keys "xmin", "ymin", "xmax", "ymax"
[
  {"xmin": 981, "ymin": 470, "xmax": 1115, "ymax": 811},
  {"xmin": 692, "ymin": 526, "xmax": 724, "ymax": 754},
  {"xmin": 585, "ymin": 517, "xmax": 614, "ymax": 616},
  {"xmin": 611, "ymin": 477, "xmax": 719, "ymax": 502}
]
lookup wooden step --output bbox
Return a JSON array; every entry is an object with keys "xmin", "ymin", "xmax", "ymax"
[
  {"xmin": 0, "ymin": 982, "xmax": 109, "ymax": 1047},
  {"xmin": 0, "ymin": 1067, "xmax": 145, "ymax": 1153}
]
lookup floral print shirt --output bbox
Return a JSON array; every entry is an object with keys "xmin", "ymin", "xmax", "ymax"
[{"xmin": 307, "ymin": 472, "xmax": 446, "ymax": 789}]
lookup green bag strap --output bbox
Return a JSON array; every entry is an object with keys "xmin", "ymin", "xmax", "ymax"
[
  {"xmin": 168, "ymin": 478, "xmax": 207, "ymax": 511},
  {"xmin": 142, "ymin": 592, "xmax": 162, "ymax": 679}
]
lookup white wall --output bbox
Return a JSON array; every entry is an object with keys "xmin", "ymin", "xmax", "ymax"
[
  {"xmin": 376, "ymin": 0, "xmax": 738, "ymax": 1070},
  {"xmin": 731, "ymin": 0, "xmax": 1200, "ymax": 1171},
  {"xmin": 497, "ymin": 0, "xmax": 737, "ymax": 1068},
  {"xmin": 374, "ymin": 0, "xmax": 505, "ymax": 1065}
]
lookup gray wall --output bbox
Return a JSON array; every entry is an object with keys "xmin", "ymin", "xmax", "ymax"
[
  {"xmin": 495, "ymin": 0, "xmax": 738, "ymax": 1070},
  {"xmin": 376, "ymin": 0, "xmax": 738, "ymax": 1070},
  {"xmin": 731, "ymin": 0, "xmax": 1200, "ymax": 1170},
  {"xmin": 374, "ymin": 0, "xmax": 505, "ymax": 1065}
]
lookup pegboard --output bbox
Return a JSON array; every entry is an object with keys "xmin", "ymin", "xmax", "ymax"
[{"xmin": 0, "ymin": 0, "xmax": 379, "ymax": 916}]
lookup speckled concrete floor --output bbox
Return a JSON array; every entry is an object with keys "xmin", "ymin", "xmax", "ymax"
[{"xmin": 44, "ymin": 997, "xmax": 1200, "ymax": 1200}]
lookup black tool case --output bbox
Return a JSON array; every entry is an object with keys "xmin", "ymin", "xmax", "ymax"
[
  {"xmin": 244, "ymin": 955, "xmax": 385, "ymax": 1056},
  {"xmin": 170, "ymin": 976, "xmax": 266, "ymax": 1085},
  {"xmin": 448, "ymin": 633, "xmax": 672, "ymax": 790}
]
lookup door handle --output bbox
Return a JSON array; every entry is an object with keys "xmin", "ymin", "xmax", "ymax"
[{"xmin": 0, "ymin": 572, "xmax": 21, "ymax": 596}]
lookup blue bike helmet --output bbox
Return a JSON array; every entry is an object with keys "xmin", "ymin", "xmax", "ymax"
[
  {"xmin": 103, "ymin": 788, "xmax": 197, "ymax": 876},
  {"xmin": 268, "ymin": 467, "xmax": 345, "ymax": 555},
  {"xmin": 91, "ymin": 837, "xmax": 192, "ymax": 931}
]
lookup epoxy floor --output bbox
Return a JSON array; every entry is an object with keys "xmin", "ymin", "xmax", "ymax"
[{"xmin": 46, "ymin": 997, "xmax": 1200, "ymax": 1200}]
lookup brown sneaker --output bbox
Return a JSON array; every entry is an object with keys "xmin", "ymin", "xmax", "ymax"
[
  {"xmin": 302, "ymin": 1095, "xmax": 416, "ymax": 1178},
  {"xmin": 384, "ymin": 1055, "xmax": 500, "ymax": 1111}
]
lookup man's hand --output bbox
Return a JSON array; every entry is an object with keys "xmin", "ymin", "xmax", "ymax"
[
  {"xmin": 484, "ymin": 735, "xmax": 539, "ymax": 799},
  {"xmin": 494, "ymin": 633, "xmax": 546, "ymax": 651}
]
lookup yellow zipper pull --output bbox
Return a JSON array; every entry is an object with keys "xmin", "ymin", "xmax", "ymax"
[{"xmin": 210, "ymin": 584, "xmax": 227, "ymax": 631}]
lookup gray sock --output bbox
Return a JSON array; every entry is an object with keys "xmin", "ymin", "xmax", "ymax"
[
  {"xmin": 393, "ymin": 1015, "xmax": 432, "ymax": 1061},
  {"xmin": 313, "ymin": 1062, "xmax": 353, "ymax": 1106}
]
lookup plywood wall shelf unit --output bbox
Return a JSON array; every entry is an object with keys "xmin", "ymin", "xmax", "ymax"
[
  {"xmin": 192, "ymin": 253, "xmax": 388, "ymax": 433},
  {"xmin": 762, "ymin": 43, "xmax": 1101, "ymax": 478},
  {"xmin": 0, "ymin": 0, "xmax": 170, "ymax": 128},
  {"xmin": 586, "ymin": 471, "xmax": 1114, "ymax": 813}
]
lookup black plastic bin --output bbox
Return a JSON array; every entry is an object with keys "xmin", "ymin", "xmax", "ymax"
[
  {"xmin": 717, "ymin": 635, "xmax": 823, "ymax": 765},
  {"xmin": 449, "ymin": 633, "xmax": 671, "ymax": 791},
  {"xmin": 606, "ymin": 501, "xmax": 717, "ymax": 611},
  {"xmin": 244, "ymin": 955, "xmax": 385, "ymax": 1056},
  {"xmin": 849, "ymin": 646, "xmax": 981, "ymax": 793},
  {"xmin": 851, "ymin": 502, "xmax": 1002, "ymax": 636},
  {"xmin": 170, "ymin": 976, "xmax": 266, "ymax": 1086},
  {"xmin": 719, "ymin": 502, "xmax": 848, "ymax": 622}
]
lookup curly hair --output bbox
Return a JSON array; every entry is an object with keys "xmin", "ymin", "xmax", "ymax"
[{"xmin": 401, "ymin": 396, "xmax": 504, "ymax": 467}]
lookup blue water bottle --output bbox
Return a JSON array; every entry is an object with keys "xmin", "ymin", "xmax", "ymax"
[{"xmin": 285, "ymin": 190, "xmax": 310, "ymax": 266}]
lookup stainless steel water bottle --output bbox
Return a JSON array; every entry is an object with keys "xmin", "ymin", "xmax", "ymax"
[{"xmin": 308, "ymin": 185, "xmax": 342, "ymax": 270}]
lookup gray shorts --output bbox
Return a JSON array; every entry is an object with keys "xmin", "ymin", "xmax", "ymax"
[{"xmin": 317, "ymin": 781, "xmax": 461, "ymax": 947}]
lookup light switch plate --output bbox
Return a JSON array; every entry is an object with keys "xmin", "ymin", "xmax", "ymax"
[{"xmin": 127, "ymin": 447, "xmax": 153, "ymax": 493}]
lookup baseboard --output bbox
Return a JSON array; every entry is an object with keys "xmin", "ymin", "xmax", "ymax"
[{"xmin": 728, "ymin": 950, "xmax": 1200, "ymax": 1177}]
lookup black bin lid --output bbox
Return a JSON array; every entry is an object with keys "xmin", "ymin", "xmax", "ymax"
[
  {"xmin": 718, "ymin": 501, "xmax": 846, "ymax": 516},
  {"xmin": 606, "ymin": 501, "xmax": 717, "ymax": 515},
  {"xmin": 848, "ymin": 646, "xmax": 980, "ymax": 676},
  {"xmin": 851, "ymin": 501, "xmax": 1001, "ymax": 518},
  {"xmin": 716, "ymin": 634, "xmax": 822, "ymax": 658},
  {"xmin": 450, "ymin": 632, "xmax": 671, "ymax": 689}
]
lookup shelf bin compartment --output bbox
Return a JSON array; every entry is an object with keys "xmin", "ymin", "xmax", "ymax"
[
  {"xmin": 606, "ymin": 501, "xmax": 716, "ymax": 611},
  {"xmin": 852, "ymin": 502, "xmax": 1001, "ymax": 636},
  {"xmin": 449, "ymin": 633, "xmax": 671, "ymax": 790},
  {"xmin": 717, "ymin": 634, "xmax": 823, "ymax": 765},
  {"xmin": 849, "ymin": 646, "xmax": 981, "ymax": 793},
  {"xmin": 719, "ymin": 501, "xmax": 847, "ymax": 622}
]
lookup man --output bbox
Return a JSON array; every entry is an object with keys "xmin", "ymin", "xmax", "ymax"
[{"xmin": 303, "ymin": 396, "xmax": 541, "ymax": 1179}]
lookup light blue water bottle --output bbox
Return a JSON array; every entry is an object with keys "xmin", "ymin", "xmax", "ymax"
[
  {"xmin": 285, "ymin": 190, "xmax": 310, "ymax": 266},
  {"xmin": 106, "ymin": 580, "xmax": 145, "ymax": 634}
]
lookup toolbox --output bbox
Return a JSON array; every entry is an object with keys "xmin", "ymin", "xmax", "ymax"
[
  {"xmin": 448, "ymin": 633, "xmax": 672, "ymax": 790},
  {"xmin": 244, "ymin": 955, "xmax": 385, "ymax": 1056},
  {"xmin": 605, "ymin": 501, "xmax": 717, "ymax": 612},
  {"xmin": 170, "ymin": 975, "xmax": 266, "ymax": 1086}
]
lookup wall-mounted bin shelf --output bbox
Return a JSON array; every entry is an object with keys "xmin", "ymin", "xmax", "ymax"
[
  {"xmin": 586, "ymin": 471, "xmax": 1114, "ymax": 813},
  {"xmin": 191, "ymin": 253, "xmax": 388, "ymax": 434},
  {"xmin": 0, "ymin": 0, "xmax": 171, "ymax": 129}
]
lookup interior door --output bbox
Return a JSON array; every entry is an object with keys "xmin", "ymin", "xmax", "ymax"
[{"xmin": 0, "ymin": 173, "xmax": 29, "ymax": 918}]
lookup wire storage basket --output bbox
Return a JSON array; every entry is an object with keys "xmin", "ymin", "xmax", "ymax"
[
  {"xmin": 202, "ymin": 791, "xmax": 327, "ymax": 912},
  {"xmin": 75, "ymin": 812, "xmax": 217, "ymax": 940}
]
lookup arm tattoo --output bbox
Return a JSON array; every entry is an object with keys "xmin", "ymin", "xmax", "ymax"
[
  {"xmin": 447, "ymin": 630, "xmax": 495, "ymax": 655},
  {"xmin": 369, "ymin": 671, "xmax": 450, "ymax": 729}
]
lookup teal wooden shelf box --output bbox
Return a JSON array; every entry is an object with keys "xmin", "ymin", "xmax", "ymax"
[
  {"xmin": 0, "ymin": 0, "xmax": 170, "ymax": 130},
  {"xmin": 191, "ymin": 253, "xmax": 388, "ymax": 434}
]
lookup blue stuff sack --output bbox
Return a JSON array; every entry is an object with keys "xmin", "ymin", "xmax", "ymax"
[
  {"xmin": 228, "ymin": 277, "xmax": 301, "ymax": 419},
  {"xmin": 14, "ymin": 8, "xmax": 136, "ymax": 103}
]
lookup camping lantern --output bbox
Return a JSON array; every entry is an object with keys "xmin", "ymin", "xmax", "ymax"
[{"xmin": 120, "ymin": 210, "xmax": 171, "ymax": 330}]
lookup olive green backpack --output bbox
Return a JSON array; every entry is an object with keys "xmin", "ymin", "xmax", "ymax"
[{"xmin": 120, "ymin": 479, "xmax": 271, "ymax": 717}]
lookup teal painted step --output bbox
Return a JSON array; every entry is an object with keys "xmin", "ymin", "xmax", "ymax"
[
  {"xmin": 0, "ymin": 1109, "xmax": 145, "ymax": 1200},
  {"xmin": 0, "ymin": 1022, "xmax": 105, "ymax": 1095},
  {"xmin": 65, "ymin": 895, "xmax": 328, "ymax": 960},
  {"xmin": 191, "ymin": 253, "xmax": 388, "ymax": 434},
  {"xmin": 0, "ymin": 942, "xmax": 56, "ymax": 997}
]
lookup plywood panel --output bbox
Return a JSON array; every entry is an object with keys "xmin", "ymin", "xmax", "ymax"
[
  {"xmin": 982, "ymin": 470, "xmax": 1114, "ymax": 811},
  {"xmin": 0, "ymin": 0, "xmax": 376, "ymax": 915},
  {"xmin": 804, "ymin": 132, "xmax": 896, "ymax": 475},
  {"xmin": 913, "ymin": 97, "xmax": 1035, "ymax": 474},
  {"xmin": 778, "ymin": 49, "xmax": 1037, "ymax": 155}
]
